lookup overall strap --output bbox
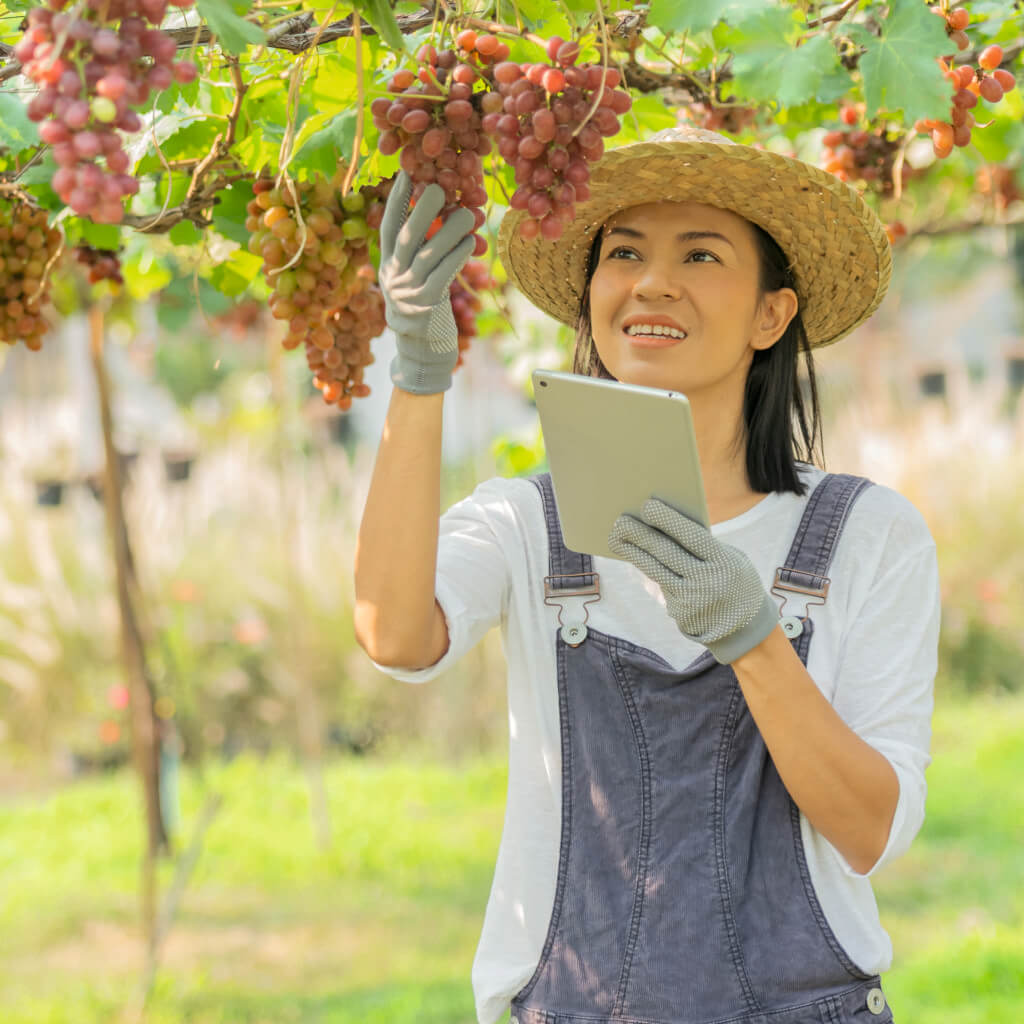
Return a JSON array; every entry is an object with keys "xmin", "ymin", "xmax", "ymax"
[
  {"xmin": 530, "ymin": 473, "xmax": 600, "ymax": 647},
  {"xmin": 530, "ymin": 472, "xmax": 594, "ymax": 579},
  {"xmin": 773, "ymin": 472, "xmax": 872, "ymax": 620}
]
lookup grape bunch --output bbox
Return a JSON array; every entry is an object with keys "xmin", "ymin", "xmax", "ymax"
[
  {"xmin": 933, "ymin": 3, "xmax": 973, "ymax": 53},
  {"xmin": 915, "ymin": 6, "xmax": 1016, "ymax": 160},
  {"xmin": 450, "ymin": 258, "xmax": 498, "ymax": 368},
  {"xmin": 977, "ymin": 164, "xmax": 1023, "ymax": 212},
  {"xmin": 688, "ymin": 99, "xmax": 756, "ymax": 135},
  {"xmin": 821, "ymin": 106, "xmax": 913, "ymax": 194},
  {"xmin": 884, "ymin": 220, "xmax": 908, "ymax": 247},
  {"xmin": 0, "ymin": 199, "xmax": 61, "ymax": 350},
  {"xmin": 247, "ymin": 173, "xmax": 388, "ymax": 409},
  {"xmin": 483, "ymin": 36, "xmax": 632, "ymax": 241},
  {"xmin": 73, "ymin": 243, "xmax": 124, "ymax": 285},
  {"xmin": 371, "ymin": 38, "xmax": 497, "ymax": 257},
  {"xmin": 16, "ymin": 0, "xmax": 198, "ymax": 224},
  {"xmin": 305, "ymin": 267, "xmax": 387, "ymax": 410}
]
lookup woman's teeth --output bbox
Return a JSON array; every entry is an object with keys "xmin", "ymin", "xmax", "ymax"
[{"xmin": 624, "ymin": 324, "xmax": 687, "ymax": 339}]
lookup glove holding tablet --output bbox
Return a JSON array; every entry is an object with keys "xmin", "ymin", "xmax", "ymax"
[
  {"xmin": 608, "ymin": 499, "xmax": 779, "ymax": 664},
  {"xmin": 533, "ymin": 369, "xmax": 779, "ymax": 664}
]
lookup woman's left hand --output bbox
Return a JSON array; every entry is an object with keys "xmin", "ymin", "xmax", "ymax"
[{"xmin": 608, "ymin": 498, "xmax": 780, "ymax": 664}]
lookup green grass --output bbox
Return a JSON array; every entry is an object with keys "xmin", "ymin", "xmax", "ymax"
[{"xmin": 1, "ymin": 696, "xmax": 1022, "ymax": 1023}]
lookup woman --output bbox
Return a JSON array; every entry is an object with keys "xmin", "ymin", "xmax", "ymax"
[{"xmin": 354, "ymin": 126, "xmax": 939, "ymax": 1024}]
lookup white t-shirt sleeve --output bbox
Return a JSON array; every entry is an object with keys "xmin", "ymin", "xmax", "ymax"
[
  {"xmin": 828, "ymin": 484, "xmax": 940, "ymax": 877},
  {"xmin": 371, "ymin": 477, "xmax": 521, "ymax": 683}
]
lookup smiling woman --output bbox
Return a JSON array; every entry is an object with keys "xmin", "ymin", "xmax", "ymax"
[
  {"xmin": 578, "ymin": 202, "xmax": 813, "ymax": 497},
  {"xmin": 355, "ymin": 125, "xmax": 940, "ymax": 1024}
]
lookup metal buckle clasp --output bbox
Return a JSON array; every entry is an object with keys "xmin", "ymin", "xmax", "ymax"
[
  {"xmin": 544, "ymin": 571, "xmax": 600, "ymax": 647},
  {"xmin": 771, "ymin": 566, "xmax": 830, "ymax": 639}
]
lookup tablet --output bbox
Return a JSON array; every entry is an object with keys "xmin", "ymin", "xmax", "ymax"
[{"xmin": 532, "ymin": 369, "xmax": 709, "ymax": 560}]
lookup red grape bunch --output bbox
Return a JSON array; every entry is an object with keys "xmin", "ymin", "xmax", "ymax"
[
  {"xmin": 821, "ymin": 105, "xmax": 913, "ymax": 194},
  {"xmin": 247, "ymin": 173, "xmax": 388, "ymax": 409},
  {"xmin": 74, "ymin": 243, "xmax": 124, "ymax": 285},
  {"xmin": 16, "ymin": 0, "xmax": 199, "ymax": 224},
  {"xmin": 305, "ymin": 266, "xmax": 387, "ymax": 411},
  {"xmin": 450, "ymin": 258, "xmax": 499, "ymax": 368},
  {"xmin": 688, "ymin": 99, "xmax": 756, "ymax": 135},
  {"xmin": 371, "ymin": 36, "xmax": 502, "ymax": 256},
  {"xmin": 916, "ymin": 6, "xmax": 1016, "ymax": 159},
  {"xmin": 482, "ymin": 36, "xmax": 633, "ymax": 241},
  {"xmin": 976, "ymin": 164, "xmax": 1023, "ymax": 212},
  {"xmin": 0, "ymin": 199, "xmax": 61, "ymax": 350},
  {"xmin": 933, "ymin": 3, "xmax": 973, "ymax": 53}
]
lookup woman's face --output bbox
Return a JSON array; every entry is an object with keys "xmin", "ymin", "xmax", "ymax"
[{"xmin": 588, "ymin": 201, "xmax": 796, "ymax": 403}]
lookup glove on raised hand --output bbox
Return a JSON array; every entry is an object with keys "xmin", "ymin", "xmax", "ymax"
[
  {"xmin": 608, "ymin": 498, "xmax": 780, "ymax": 664},
  {"xmin": 378, "ymin": 170, "xmax": 477, "ymax": 395}
]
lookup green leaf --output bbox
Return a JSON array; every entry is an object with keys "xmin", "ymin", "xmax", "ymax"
[
  {"xmin": 0, "ymin": 91, "xmax": 40, "ymax": 152},
  {"xmin": 194, "ymin": 0, "xmax": 265, "ymax": 55},
  {"xmin": 355, "ymin": 0, "xmax": 405, "ymax": 54},
  {"xmin": 169, "ymin": 220, "xmax": 203, "ymax": 245},
  {"xmin": 731, "ymin": 30, "xmax": 841, "ymax": 108},
  {"xmin": 848, "ymin": 0, "xmax": 952, "ymax": 121},
  {"xmin": 79, "ymin": 222, "xmax": 123, "ymax": 250},
  {"xmin": 293, "ymin": 109, "xmax": 358, "ymax": 179},
  {"xmin": 209, "ymin": 247, "xmax": 262, "ymax": 296},
  {"xmin": 123, "ymin": 248, "xmax": 174, "ymax": 300},
  {"xmin": 647, "ymin": 0, "xmax": 765, "ymax": 35},
  {"xmin": 13, "ymin": 149, "xmax": 56, "ymax": 186},
  {"xmin": 211, "ymin": 181, "xmax": 254, "ymax": 245}
]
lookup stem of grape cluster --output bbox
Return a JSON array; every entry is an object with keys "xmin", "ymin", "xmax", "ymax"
[
  {"xmin": 460, "ymin": 15, "xmax": 547, "ymax": 50},
  {"xmin": 26, "ymin": 225, "xmax": 65, "ymax": 307},
  {"xmin": 571, "ymin": 0, "xmax": 610, "ymax": 139},
  {"xmin": 340, "ymin": 10, "xmax": 364, "ymax": 197}
]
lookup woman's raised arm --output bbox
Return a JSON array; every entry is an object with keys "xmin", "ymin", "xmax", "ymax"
[{"xmin": 353, "ymin": 171, "xmax": 476, "ymax": 669}]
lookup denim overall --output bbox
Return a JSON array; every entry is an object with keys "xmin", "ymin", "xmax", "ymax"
[{"xmin": 511, "ymin": 472, "xmax": 893, "ymax": 1024}]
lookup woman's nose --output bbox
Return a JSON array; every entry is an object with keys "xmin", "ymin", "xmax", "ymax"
[{"xmin": 632, "ymin": 261, "xmax": 681, "ymax": 301}]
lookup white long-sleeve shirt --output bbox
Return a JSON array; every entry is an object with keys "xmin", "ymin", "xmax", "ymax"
[{"xmin": 376, "ymin": 463, "xmax": 939, "ymax": 1024}]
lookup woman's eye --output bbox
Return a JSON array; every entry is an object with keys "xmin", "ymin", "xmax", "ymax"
[{"xmin": 604, "ymin": 246, "xmax": 720, "ymax": 263}]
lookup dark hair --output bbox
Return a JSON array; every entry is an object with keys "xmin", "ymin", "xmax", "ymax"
[{"xmin": 573, "ymin": 223, "xmax": 822, "ymax": 495}]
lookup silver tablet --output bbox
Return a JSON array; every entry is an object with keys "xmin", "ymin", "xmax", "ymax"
[{"xmin": 533, "ymin": 369, "xmax": 710, "ymax": 560}]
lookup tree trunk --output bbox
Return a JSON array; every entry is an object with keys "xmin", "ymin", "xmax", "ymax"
[{"xmin": 87, "ymin": 303, "xmax": 168, "ymax": 944}]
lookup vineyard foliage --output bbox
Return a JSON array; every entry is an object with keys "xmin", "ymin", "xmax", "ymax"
[{"xmin": 0, "ymin": 0, "xmax": 1022, "ymax": 378}]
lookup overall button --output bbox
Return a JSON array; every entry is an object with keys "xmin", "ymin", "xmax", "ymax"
[
  {"xmin": 780, "ymin": 615, "xmax": 804, "ymax": 639},
  {"xmin": 866, "ymin": 987, "xmax": 886, "ymax": 1015},
  {"xmin": 561, "ymin": 622, "xmax": 587, "ymax": 646}
]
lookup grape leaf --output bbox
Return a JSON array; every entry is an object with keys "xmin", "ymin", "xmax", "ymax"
[
  {"xmin": 195, "ymin": 0, "xmax": 265, "ymax": 55},
  {"xmin": 79, "ymin": 222, "xmax": 123, "ymax": 249},
  {"xmin": 355, "ymin": 0, "xmax": 405, "ymax": 54},
  {"xmin": 0, "ymin": 91, "xmax": 39, "ymax": 152},
  {"xmin": 169, "ymin": 220, "xmax": 203, "ymax": 245},
  {"xmin": 123, "ymin": 249, "xmax": 174, "ymax": 300},
  {"xmin": 210, "ymin": 248, "xmax": 261, "ymax": 296},
  {"xmin": 211, "ymin": 181, "xmax": 253, "ymax": 245},
  {"xmin": 847, "ymin": 0, "xmax": 952, "ymax": 121},
  {"xmin": 293, "ymin": 109, "xmax": 358, "ymax": 179},
  {"xmin": 647, "ymin": 0, "xmax": 765, "ymax": 35},
  {"xmin": 731, "ymin": 30, "xmax": 841, "ymax": 108}
]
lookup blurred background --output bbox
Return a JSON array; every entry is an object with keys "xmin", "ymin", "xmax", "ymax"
[{"xmin": 1, "ymin": 223, "xmax": 1023, "ymax": 1023}]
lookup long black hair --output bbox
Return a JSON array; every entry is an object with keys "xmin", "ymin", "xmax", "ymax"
[{"xmin": 572, "ymin": 222, "xmax": 822, "ymax": 495}]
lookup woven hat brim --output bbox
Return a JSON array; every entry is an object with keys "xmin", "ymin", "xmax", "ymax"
[{"xmin": 496, "ymin": 140, "xmax": 893, "ymax": 348}]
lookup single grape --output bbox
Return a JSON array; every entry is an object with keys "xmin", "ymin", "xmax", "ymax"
[
  {"xmin": 979, "ymin": 45, "xmax": 1003, "ymax": 70},
  {"xmin": 978, "ymin": 76, "xmax": 1004, "ymax": 103}
]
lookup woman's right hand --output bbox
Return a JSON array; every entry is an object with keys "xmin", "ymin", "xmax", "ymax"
[{"xmin": 379, "ymin": 170, "xmax": 477, "ymax": 395}]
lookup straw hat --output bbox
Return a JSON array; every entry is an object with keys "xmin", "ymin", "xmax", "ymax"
[{"xmin": 496, "ymin": 125, "xmax": 893, "ymax": 348}]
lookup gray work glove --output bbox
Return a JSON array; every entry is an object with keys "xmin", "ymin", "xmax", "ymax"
[
  {"xmin": 378, "ymin": 170, "xmax": 477, "ymax": 394},
  {"xmin": 608, "ymin": 498, "xmax": 780, "ymax": 664}
]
